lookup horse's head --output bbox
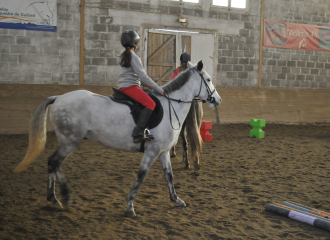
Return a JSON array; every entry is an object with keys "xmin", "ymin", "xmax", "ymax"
[{"xmin": 188, "ymin": 61, "xmax": 222, "ymax": 108}]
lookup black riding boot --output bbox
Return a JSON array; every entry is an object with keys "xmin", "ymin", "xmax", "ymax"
[{"xmin": 132, "ymin": 108, "xmax": 155, "ymax": 143}]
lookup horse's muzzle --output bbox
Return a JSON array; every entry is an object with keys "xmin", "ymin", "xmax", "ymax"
[
  {"xmin": 213, "ymin": 97, "xmax": 221, "ymax": 107},
  {"xmin": 208, "ymin": 96, "xmax": 216, "ymax": 104}
]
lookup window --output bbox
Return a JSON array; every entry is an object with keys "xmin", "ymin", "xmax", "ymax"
[{"xmin": 213, "ymin": 0, "xmax": 246, "ymax": 9}]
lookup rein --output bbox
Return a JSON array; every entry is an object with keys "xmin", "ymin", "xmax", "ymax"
[{"xmin": 163, "ymin": 68, "xmax": 216, "ymax": 130}]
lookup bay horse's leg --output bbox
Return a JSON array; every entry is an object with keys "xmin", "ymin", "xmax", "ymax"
[
  {"xmin": 47, "ymin": 142, "xmax": 79, "ymax": 208},
  {"xmin": 193, "ymin": 101, "xmax": 203, "ymax": 175},
  {"xmin": 170, "ymin": 146, "xmax": 176, "ymax": 157},
  {"xmin": 194, "ymin": 156, "xmax": 201, "ymax": 175},
  {"xmin": 180, "ymin": 121, "xmax": 190, "ymax": 169},
  {"xmin": 125, "ymin": 147, "xmax": 160, "ymax": 217},
  {"xmin": 159, "ymin": 150, "xmax": 186, "ymax": 207}
]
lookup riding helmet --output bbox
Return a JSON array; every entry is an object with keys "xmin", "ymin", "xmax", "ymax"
[
  {"xmin": 121, "ymin": 30, "xmax": 140, "ymax": 49},
  {"xmin": 180, "ymin": 52, "xmax": 191, "ymax": 63}
]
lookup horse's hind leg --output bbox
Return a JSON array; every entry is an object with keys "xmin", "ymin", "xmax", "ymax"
[
  {"xmin": 160, "ymin": 150, "xmax": 186, "ymax": 207},
  {"xmin": 47, "ymin": 142, "xmax": 79, "ymax": 208},
  {"xmin": 47, "ymin": 150, "xmax": 63, "ymax": 207}
]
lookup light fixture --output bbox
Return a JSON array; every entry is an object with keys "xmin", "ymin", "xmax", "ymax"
[
  {"xmin": 179, "ymin": 17, "xmax": 187, "ymax": 23},
  {"xmin": 178, "ymin": 9, "xmax": 188, "ymax": 26}
]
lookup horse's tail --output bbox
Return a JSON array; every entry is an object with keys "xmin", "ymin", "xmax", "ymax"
[
  {"xmin": 185, "ymin": 101, "xmax": 203, "ymax": 161},
  {"xmin": 13, "ymin": 96, "xmax": 58, "ymax": 174}
]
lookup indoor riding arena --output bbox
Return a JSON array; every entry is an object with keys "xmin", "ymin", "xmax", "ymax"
[{"xmin": 1, "ymin": 0, "xmax": 330, "ymax": 239}]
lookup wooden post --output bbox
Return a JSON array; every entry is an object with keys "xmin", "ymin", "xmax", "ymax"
[
  {"xmin": 79, "ymin": 0, "xmax": 85, "ymax": 85},
  {"xmin": 258, "ymin": 0, "xmax": 264, "ymax": 88}
]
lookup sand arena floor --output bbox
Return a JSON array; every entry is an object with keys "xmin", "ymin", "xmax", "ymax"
[{"xmin": 1, "ymin": 123, "xmax": 330, "ymax": 239}]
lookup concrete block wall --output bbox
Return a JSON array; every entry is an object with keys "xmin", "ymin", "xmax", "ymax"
[
  {"xmin": 83, "ymin": 0, "xmax": 261, "ymax": 87},
  {"xmin": 262, "ymin": 0, "xmax": 330, "ymax": 89},
  {"xmin": 0, "ymin": 0, "xmax": 81, "ymax": 85},
  {"xmin": 1, "ymin": 0, "xmax": 330, "ymax": 90},
  {"xmin": 216, "ymin": 0, "xmax": 261, "ymax": 87},
  {"xmin": 83, "ymin": 6, "xmax": 140, "ymax": 85}
]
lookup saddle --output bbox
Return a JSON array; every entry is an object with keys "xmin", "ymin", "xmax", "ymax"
[{"xmin": 109, "ymin": 87, "xmax": 163, "ymax": 130}]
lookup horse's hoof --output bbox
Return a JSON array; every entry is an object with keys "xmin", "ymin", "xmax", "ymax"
[
  {"xmin": 194, "ymin": 163, "xmax": 201, "ymax": 171},
  {"xmin": 62, "ymin": 198, "xmax": 72, "ymax": 208},
  {"xmin": 124, "ymin": 209, "xmax": 136, "ymax": 217},
  {"xmin": 53, "ymin": 201, "xmax": 63, "ymax": 208},
  {"xmin": 170, "ymin": 153, "xmax": 176, "ymax": 158},
  {"xmin": 175, "ymin": 198, "xmax": 186, "ymax": 207},
  {"xmin": 184, "ymin": 162, "xmax": 190, "ymax": 169},
  {"xmin": 48, "ymin": 196, "xmax": 63, "ymax": 208},
  {"xmin": 194, "ymin": 164, "xmax": 201, "ymax": 175}
]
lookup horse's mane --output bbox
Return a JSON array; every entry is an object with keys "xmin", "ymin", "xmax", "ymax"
[{"xmin": 162, "ymin": 68, "xmax": 192, "ymax": 93}]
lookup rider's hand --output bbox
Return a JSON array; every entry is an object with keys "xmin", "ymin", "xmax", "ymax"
[{"xmin": 161, "ymin": 90, "xmax": 164, "ymax": 95}]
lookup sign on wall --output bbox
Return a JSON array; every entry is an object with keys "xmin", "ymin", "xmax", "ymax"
[
  {"xmin": 264, "ymin": 20, "xmax": 330, "ymax": 51},
  {"xmin": 0, "ymin": 0, "xmax": 57, "ymax": 32}
]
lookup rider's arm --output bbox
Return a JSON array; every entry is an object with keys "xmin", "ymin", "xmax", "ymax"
[{"xmin": 131, "ymin": 53, "xmax": 163, "ymax": 94}]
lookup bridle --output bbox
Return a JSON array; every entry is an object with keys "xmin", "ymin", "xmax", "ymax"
[
  {"xmin": 195, "ymin": 70, "xmax": 217, "ymax": 104},
  {"xmin": 164, "ymin": 68, "xmax": 216, "ymax": 104},
  {"xmin": 163, "ymin": 68, "xmax": 219, "ymax": 130}
]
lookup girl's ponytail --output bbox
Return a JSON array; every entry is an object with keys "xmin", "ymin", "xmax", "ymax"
[
  {"xmin": 179, "ymin": 62, "xmax": 188, "ymax": 72},
  {"xmin": 121, "ymin": 47, "xmax": 132, "ymax": 68}
]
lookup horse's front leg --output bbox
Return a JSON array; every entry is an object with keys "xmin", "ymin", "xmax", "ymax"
[
  {"xmin": 159, "ymin": 150, "xmax": 186, "ymax": 207},
  {"xmin": 125, "ymin": 147, "xmax": 159, "ymax": 217}
]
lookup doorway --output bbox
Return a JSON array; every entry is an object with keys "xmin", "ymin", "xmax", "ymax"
[{"xmin": 143, "ymin": 29, "xmax": 216, "ymax": 86}]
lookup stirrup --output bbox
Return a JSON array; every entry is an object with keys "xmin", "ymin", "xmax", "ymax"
[
  {"xmin": 133, "ymin": 135, "xmax": 145, "ymax": 144},
  {"xmin": 132, "ymin": 129, "xmax": 154, "ymax": 143},
  {"xmin": 145, "ymin": 129, "xmax": 154, "ymax": 141}
]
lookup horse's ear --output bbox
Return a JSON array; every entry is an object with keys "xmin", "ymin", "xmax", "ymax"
[
  {"xmin": 187, "ymin": 61, "xmax": 193, "ymax": 68},
  {"xmin": 197, "ymin": 60, "xmax": 203, "ymax": 71}
]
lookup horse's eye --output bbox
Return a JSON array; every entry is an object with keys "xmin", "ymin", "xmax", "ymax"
[{"xmin": 207, "ymin": 79, "xmax": 211, "ymax": 82}]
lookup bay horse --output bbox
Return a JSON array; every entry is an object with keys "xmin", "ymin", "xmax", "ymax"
[
  {"xmin": 170, "ymin": 101, "xmax": 203, "ymax": 174},
  {"xmin": 13, "ymin": 61, "xmax": 221, "ymax": 217}
]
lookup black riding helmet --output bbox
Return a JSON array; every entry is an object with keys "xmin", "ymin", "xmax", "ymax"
[
  {"xmin": 180, "ymin": 52, "xmax": 191, "ymax": 63},
  {"xmin": 121, "ymin": 30, "xmax": 140, "ymax": 49}
]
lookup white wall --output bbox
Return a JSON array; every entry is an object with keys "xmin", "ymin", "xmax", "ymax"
[{"xmin": 191, "ymin": 33, "xmax": 216, "ymax": 82}]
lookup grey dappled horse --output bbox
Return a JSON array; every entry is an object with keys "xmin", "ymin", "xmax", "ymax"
[
  {"xmin": 14, "ymin": 61, "xmax": 221, "ymax": 217},
  {"xmin": 170, "ymin": 101, "xmax": 203, "ymax": 174}
]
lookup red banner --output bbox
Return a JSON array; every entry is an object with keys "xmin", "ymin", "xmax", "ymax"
[{"xmin": 263, "ymin": 20, "xmax": 330, "ymax": 51}]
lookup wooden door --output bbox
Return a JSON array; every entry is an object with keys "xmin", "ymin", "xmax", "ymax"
[{"xmin": 147, "ymin": 33, "xmax": 176, "ymax": 85}]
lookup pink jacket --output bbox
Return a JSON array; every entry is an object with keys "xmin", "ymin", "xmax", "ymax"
[{"xmin": 171, "ymin": 68, "xmax": 180, "ymax": 80}]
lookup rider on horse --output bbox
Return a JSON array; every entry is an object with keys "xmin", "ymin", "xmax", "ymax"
[{"xmin": 117, "ymin": 30, "xmax": 164, "ymax": 143}]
